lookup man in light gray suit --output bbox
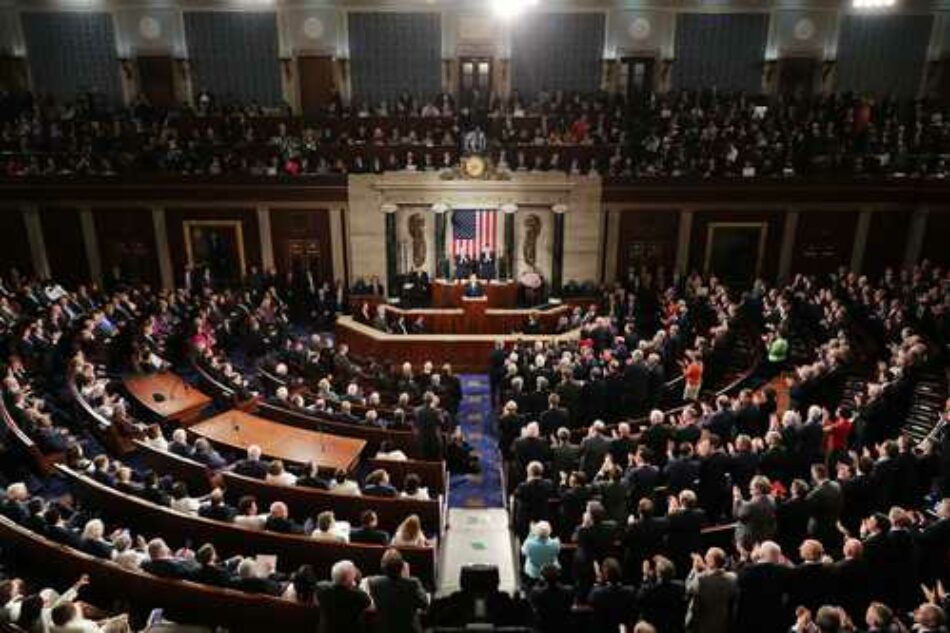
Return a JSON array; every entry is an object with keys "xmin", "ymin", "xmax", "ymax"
[
  {"xmin": 686, "ymin": 547, "xmax": 738, "ymax": 633},
  {"xmin": 733, "ymin": 475, "xmax": 778, "ymax": 549}
]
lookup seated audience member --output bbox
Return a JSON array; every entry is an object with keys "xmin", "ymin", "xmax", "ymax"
[
  {"xmin": 192, "ymin": 438, "xmax": 227, "ymax": 469},
  {"xmin": 316, "ymin": 560, "xmax": 371, "ymax": 633},
  {"xmin": 392, "ymin": 514, "xmax": 429, "ymax": 547},
  {"xmin": 232, "ymin": 445, "xmax": 269, "ymax": 479},
  {"xmin": 401, "ymin": 473, "xmax": 430, "ymax": 501},
  {"xmin": 265, "ymin": 459, "xmax": 298, "ymax": 486},
  {"xmin": 193, "ymin": 543, "xmax": 235, "ymax": 588},
  {"xmin": 296, "ymin": 461, "xmax": 330, "ymax": 489},
  {"xmin": 330, "ymin": 469, "xmax": 362, "ymax": 496},
  {"xmin": 376, "ymin": 440, "xmax": 408, "ymax": 461},
  {"xmin": 232, "ymin": 558, "xmax": 282, "ymax": 596},
  {"xmin": 199, "ymin": 488, "xmax": 236, "ymax": 522},
  {"xmin": 311, "ymin": 510, "xmax": 347, "ymax": 542},
  {"xmin": 264, "ymin": 501, "xmax": 303, "ymax": 535},
  {"xmin": 349, "ymin": 510, "xmax": 390, "ymax": 546},
  {"xmin": 361, "ymin": 549, "xmax": 430, "ymax": 632},
  {"xmin": 50, "ymin": 600, "xmax": 130, "ymax": 633},
  {"xmin": 233, "ymin": 495, "xmax": 267, "ymax": 530},
  {"xmin": 79, "ymin": 519, "xmax": 114, "ymax": 559},
  {"xmin": 363, "ymin": 469, "xmax": 398, "ymax": 497},
  {"xmin": 141, "ymin": 538, "xmax": 198, "ymax": 580},
  {"xmin": 167, "ymin": 429, "xmax": 192, "ymax": 458},
  {"xmin": 521, "ymin": 520, "xmax": 560, "ymax": 582},
  {"xmin": 169, "ymin": 481, "xmax": 203, "ymax": 515}
]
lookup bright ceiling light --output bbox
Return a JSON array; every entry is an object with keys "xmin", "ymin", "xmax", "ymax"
[
  {"xmin": 852, "ymin": 0, "xmax": 896, "ymax": 8},
  {"xmin": 492, "ymin": 0, "xmax": 539, "ymax": 21}
]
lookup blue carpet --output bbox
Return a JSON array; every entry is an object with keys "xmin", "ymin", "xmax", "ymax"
[{"xmin": 450, "ymin": 374, "xmax": 504, "ymax": 508}]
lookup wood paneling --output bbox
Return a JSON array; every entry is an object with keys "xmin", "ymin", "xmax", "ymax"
[
  {"xmin": 297, "ymin": 55, "xmax": 335, "ymax": 115},
  {"xmin": 269, "ymin": 208, "xmax": 332, "ymax": 282},
  {"xmin": 690, "ymin": 209, "xmax": 785, "ymax": 281},
  {"xmin": 39, "ymin": 207, "xmax": 88, "ymax": 285},
  {"xmin": 792, "ymin": 210, "xmax": 858, "ymax": 276},
  {"xmin": 865, "ymin": 210, "xmax": 911, "ymax": 278},
  {"xmin": 0, "ymin": 210, "xmax": 32, "ymax": 277},
  {"xmin": 165, "ymin": 208, "xmax": 261, "ymax": 285},
  {"xmin": 93, "ymin": 208, "xmax": 158, "ymax": 287},
  {"xmin": 921, "ymin": 210, "xmax": 949, "ymax": 266},
  {"xmin": 137, "ymin": 56, "xmax": 176, "ymax": 108},
  {"xmin": 616, "ymin": 210, "xmax": 679, "ymax": 281}
]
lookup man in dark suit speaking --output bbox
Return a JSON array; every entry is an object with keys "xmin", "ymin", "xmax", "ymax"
[{"xmin": 463, "ymin": 274, "xmax": 484, "ymax": 298}]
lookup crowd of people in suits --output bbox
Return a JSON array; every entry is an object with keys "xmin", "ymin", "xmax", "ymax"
[
  {"xmin": 494, "ymin": 264, "xmax": 949, "ymax": 633},
  {"xmin": 3, "ymin": 88, "xmax": 948, "ymax": 179}
]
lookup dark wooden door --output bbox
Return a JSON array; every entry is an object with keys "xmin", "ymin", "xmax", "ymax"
[
  {"xmin": 137, "ymin": 56, "xmax": 175, "ymax": 107},
  {"xmin": 459, "ymin": 57, "xmax": 492, "ymax": 108},
  {"xmin": 0, "ymin": 56, "xmax": 29, "ymax": 92},
  {"xmin": 298, "ymin": 56, "xmax": 335, "ymax": 115},
  {"xmin": 625, "ymin": 56, "xmax": 656, "ymax": 101},
  {"xmin": 778, "ymin": 57, "xmax": 817, "ymax": 99}
]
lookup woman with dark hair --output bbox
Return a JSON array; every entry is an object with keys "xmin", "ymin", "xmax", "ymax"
[{"xmin": 284, "ymin": 565, "xmax": 318, "ymax": 604}]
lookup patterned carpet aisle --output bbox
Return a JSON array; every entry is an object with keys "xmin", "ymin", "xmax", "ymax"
[{"xmin": 450, "ymin": 374, "xmax": 505, "ymax": 508}]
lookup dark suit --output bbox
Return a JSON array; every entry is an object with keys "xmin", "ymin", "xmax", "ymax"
[
  {"xmin": 806, "ymin": 480, "xmax": 843, "ymax": 553},
  {"xmin": 142, "ymin": 557, "xmax": 199, "ymax": 580},
  {"xmin": 529, "ymin": 581, "xmax": 575, "ymax": 633},
  {"xmin": 364, "ymin": 574, "xmax": 429, "ymax": 633},
  {"xmin": 539, "ymin": 407, "xmax": 569, "ymax": 437},
  {"xmin": 733, "ymin": 495, "xmax": 776, "ymax": 548},
  {"xmin": 787, "ymin": 562, "xmax": 835, "ymax": 613},
  {"xmin": 350, "ymin": 528, "xmax": 391, "ymax": 546},
  {"xmin": 667, "ymin": 508, "xmax": 706, "ymax": 573},
  {"xmin": 316, "ymin": 581, "xmax": 372, "ymax": 633},
  {"xmin": 232, "ymin": 459, "xmax": 269, "ymax": 480},
  {"xmin": 587, "ymin": 583, "xmax": 637, "ymax": 633},
  {"xmin": 579, "ymin": 434, "xmax": 610, "ymax": 480},
  {"xmin": 832, "ymin": 557, "xmax": 870, "ymax": 623},
  {"xmin": 514, "ymin": 477, "xmax": 556, "ymax": 537},
  {"xmin": 413, "ymin": 404, "xmax": 444, "ymax": 461},
  {"xmin": 637, "ymin": 579, "xmax": 686, "ymax": 633},
  {"xmin": 736, "ymin": 562, "xmax": 790, "ymax": 633}
]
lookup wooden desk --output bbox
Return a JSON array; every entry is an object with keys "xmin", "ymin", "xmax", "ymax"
[
  {"xmin": 432, "ymin": 280, "xmax": 518, "ymax": 308},
  {"xmin": 336, "ymin": 316, "xmax": 582, "ymax": 371},
  {"xmin": 190, "ymin": 410, "xmax": 365, "ymax": 472},
  {"xmin": 123, "ymin": 373, "xmax": 211, "ymax": 424}
]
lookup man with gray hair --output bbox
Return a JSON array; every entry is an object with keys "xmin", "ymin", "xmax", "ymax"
[
  {"xmin": 316, "ymin": 560, "xmax": 371, "ymax": 633},
  {"xmin": 735, "ymin": 540, "xmax": 790, "ymax": 633},
  {"xmin": 232, "ymin": 444, "xmax": 268, "ymax": 479}
]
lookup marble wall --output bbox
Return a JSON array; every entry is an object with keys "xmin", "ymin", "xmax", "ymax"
[{"xmin": 346, "ymin": 170, "xmax": 603, "ymax": 292}]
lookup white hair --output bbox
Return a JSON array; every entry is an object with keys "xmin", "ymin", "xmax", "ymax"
[
  {"xmin": 276, "ymin": 386, "xmax": 289, "ymax": 400},
  {"xmin": 81, "ymin": 519, "xmax": 104, "ymax": 541},
  {"xmin": 649, "ymin": 410, "xmax": 664, "ymax": 425},
  {"xmin": 248, "ymin": 445, "xmax": 262, "ymax": 460},
  {"xmin": 274, "ymin": 363, "xmax": 288, "ymax": 377},
  {"xmin": 533, "ymin": 521, "xmax": 552, "ymax": 539},
  {"xmin": 171, "ymin": 428, "xmax": 187, "ymax": 444},
  {"xmin": 331, "ymin": 560, "xmax": 358, "ymax": 585}
]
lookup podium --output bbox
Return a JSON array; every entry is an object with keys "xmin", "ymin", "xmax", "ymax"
[
  {"xmin": 461, "ymin": 295, "xmax": 489, "ymax": 334},
  {"xmin": 432, "ymin": 280, "xmax": 518, "ymax": 308}
]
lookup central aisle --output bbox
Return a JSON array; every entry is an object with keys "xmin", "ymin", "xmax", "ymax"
[
  {"xmin": 437, "ymin": 508, "xmax": 518, "ymax": 596},
  {"xmin": 438, "ymin": 374, "xmax": 517, "ymax": 595}
]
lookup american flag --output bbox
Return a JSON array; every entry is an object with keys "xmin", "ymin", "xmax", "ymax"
[{"xmin": 452, "ymin": 209, "xmax": 497, "ymax": 258}]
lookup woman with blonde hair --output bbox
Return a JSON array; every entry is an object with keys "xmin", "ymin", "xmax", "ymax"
[{"xmin": 392, "ymin": 514, "xmax": 428, "ymax": 547}]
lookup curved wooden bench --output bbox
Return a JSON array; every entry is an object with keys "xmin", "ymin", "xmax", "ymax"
[
  {"xmin": 0, "ymin": 395, "xmax": 62, "ymax": 475},
  {"xmin": 59, "ymin": 465, "xmax": 438, "ymax": 588},
  {"xmin": 0, "ymin": 515, "xmax": 318, "ymax": 633}
]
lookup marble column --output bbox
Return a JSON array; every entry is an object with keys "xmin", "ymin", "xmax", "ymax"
[
  {"xmin": 551, "ymin": 204, "xmax": 567, "ymax": 296},
  {"xmin": 256, "ymin": 205, "xmax": 275, "ymax": 272},
  {"xmin": 903, "ymin": 206, "xmax": 929, "ymax": 269},
  {"xmin": 674, "ymin": 209, "xmax": 694, "ymax": 280},
  {"xmin": 501, "ymin": 203, "xmax": 517, "ymax": 280},
  {"xmin": 382, "ymin": 203, "xmax": 398, "ymax": 298},
  {"xmin": 432, "ymin": 203, "xmax": 449, "ymax": 279},
  {"xmin": 151, "ymin": 206, "xmax": 174, "ymax": 291},
  {"xmin": 851, "ymin": 209, "xmax": 873, "ymax": 274},
  {"xmin": 777, "ymin": 209, "xmax": 800, "ymax": 284},
  {"xmin": 22, "ymin": 206, "xmax": 50, "ymax": 280},
  {"xmin": 78, "ymin": 207, "xmax": 103, "ymax": 285}
]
